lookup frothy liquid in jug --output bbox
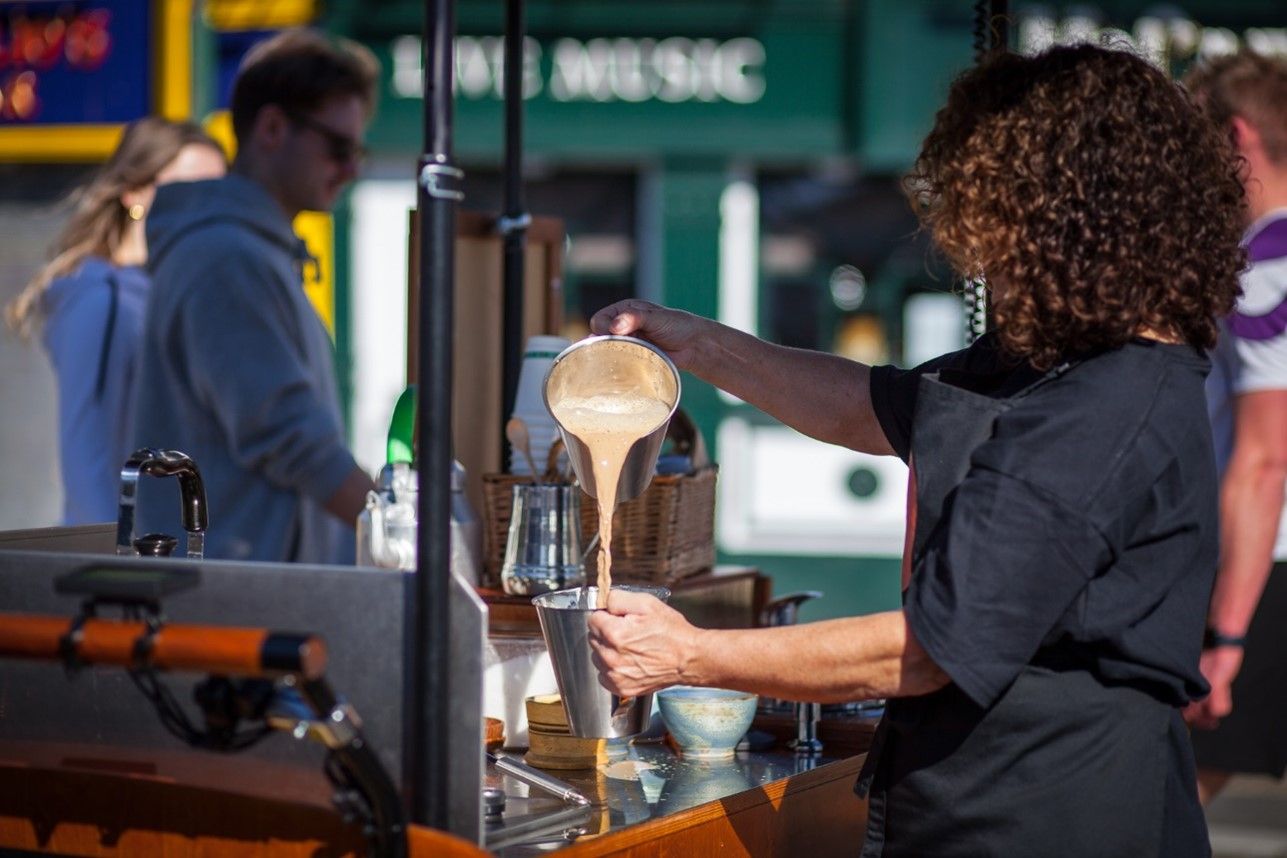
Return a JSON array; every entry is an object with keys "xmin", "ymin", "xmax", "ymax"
[{"xmin": 549, "ymin": 392, "xmax": 672, "ymax": 608}]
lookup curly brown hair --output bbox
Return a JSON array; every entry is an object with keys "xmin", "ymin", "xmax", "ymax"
[{"xmin": 906, "ymin": 44, "xmax": 1246, "ymax": 370}]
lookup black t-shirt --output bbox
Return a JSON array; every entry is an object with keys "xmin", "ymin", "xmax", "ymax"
[{"xmin": 869, "ymin": 334, "xmax": 1217, "ymax": 707}]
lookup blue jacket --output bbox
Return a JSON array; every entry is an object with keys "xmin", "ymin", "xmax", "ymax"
[
  {"xmin": 132, "ymin": 173, "xmax": 356, "ymax": 564},
  {"xmin": 42, "ymin": 257, "xmax": 149, "ymax": 524}
]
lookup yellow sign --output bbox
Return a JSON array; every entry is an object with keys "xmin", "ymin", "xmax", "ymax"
[
  {"xmin": 203, "ymin": 109, "xmax": 236, "ymax": 161},
  {"xmin": 156, "ymin": 0, "xmax": 194, "ymax": 120},
  {"xmin": 203, "ymin": 0, "xmax": 318, "ymax": 32},
  {"xmin": 295, "ymin": 211, "xmax": 337, "ymax": 339}
]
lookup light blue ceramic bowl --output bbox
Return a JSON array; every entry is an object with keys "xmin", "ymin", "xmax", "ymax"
[{"xmin": 656, "ymin": 686, "xmax": 758, "ymax": 759}]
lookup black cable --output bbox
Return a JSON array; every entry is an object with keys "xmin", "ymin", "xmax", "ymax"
[
  {"xmin": 128, "ymin": 665, "xmax": 273, "ymax": 751},
  {"xmin": 111, "ymin": 601, "xmax": 274, "ymax": 752},
  {"xmin": 128, "ymin": 666, "xmax": 205, "ymax": 745}
]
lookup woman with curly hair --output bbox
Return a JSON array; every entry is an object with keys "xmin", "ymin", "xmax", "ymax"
[{"xmin": 582, "ymin": 43, "xmax": 1243, "ymax": 854}]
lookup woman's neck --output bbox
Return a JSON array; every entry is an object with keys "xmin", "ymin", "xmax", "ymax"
[
  {"xmin": 112, "ymin": 219, "xmax": 146, "ymax": 268},
  {"xmin": 1135, "ymin": 326, "xmax": 1182, "ymax": 344}
]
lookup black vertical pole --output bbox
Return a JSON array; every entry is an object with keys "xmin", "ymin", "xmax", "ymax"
[
  {"xmin": 412, "ymin": 0, "xmax": 460, "ymax": 831},
  {"xmin": 985, "ymin": 0, "xmax": 1007, "ymax": 338},
  {"xmin": 966, "ymin": 0, "xmax": 1009, "ymax": 341},
  {"xmin": 500, "ymin": 0, "xmax": 528, "ymax": 458}
]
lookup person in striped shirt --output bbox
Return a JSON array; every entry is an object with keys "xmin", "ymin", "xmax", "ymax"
[{"xmin": 1185, "ymin": 49, "xmax": 1287, "ymax": 803}]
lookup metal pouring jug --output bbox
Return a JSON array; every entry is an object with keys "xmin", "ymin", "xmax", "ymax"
[
  {"xmin": 542, "ymin": 336, "xmax": 681, "ymax": 505},
  {"xmin": 501, "ymin": 483, "xmax": 586, "ymax": 595},
  {"xmin": 532, "ymin": 585, "xmax": 670, "ymax": 738}
]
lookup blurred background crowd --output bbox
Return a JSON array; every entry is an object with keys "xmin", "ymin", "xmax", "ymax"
[
  {"xmin": 2, "ymin": 1, "xmax": 1287, "ymax": 852},
  {"xmin": 0, "ymin": 5, "xmax": 1284, "ymax": 611}
]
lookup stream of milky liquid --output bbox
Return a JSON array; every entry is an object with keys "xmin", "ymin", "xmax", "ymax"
[{"xmin": 549, "ymin": 392, "xmax": 672, "ymax": 609}]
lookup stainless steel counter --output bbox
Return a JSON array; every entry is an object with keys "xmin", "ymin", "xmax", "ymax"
[{"xmin": 486, "ymin": 744, "xmax": 848, "ymax": 855}]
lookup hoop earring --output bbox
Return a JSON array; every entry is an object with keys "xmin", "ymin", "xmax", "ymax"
[{"xmin": 127, "ymin": 203, "xmax": 145, "ymax": 221}]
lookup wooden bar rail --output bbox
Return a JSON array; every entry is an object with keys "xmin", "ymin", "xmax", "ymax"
[{"xmin": 0, "ymin": 613, "xmax": 328, "ymax": 680}]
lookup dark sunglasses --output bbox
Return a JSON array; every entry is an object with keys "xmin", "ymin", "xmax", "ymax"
[{"xmin": 284, "ymin": 108, "xmax": 368, "ymax": 165}]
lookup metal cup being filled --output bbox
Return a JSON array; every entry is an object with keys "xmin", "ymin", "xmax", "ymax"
[
  {"xmin": 542, "ymin": 336, "xmax": 681, "ymax": 505},
  {"xmin": 500, "ymin": 484, "xmax": 586, "ymax": 596},
  {"xmin": 532, "ymin": 585, "xmax": 670, "ymax": 738}
]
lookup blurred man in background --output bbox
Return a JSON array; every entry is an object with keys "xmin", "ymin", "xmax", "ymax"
[
  {"xmin": 1185, "ymin": 49, "xmax": 1287, "ymax": 802},
  {"xmin": 132, "ymin": 29, "xmax": 378, "ymax": 563}
]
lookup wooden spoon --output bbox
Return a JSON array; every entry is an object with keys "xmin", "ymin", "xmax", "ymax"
[
  {"xmin": 544, "ymin": 437, "xmax": 565, "ymax": 483},
  {"xmin": 505, "ymin": 415, "xmax": 538, "ymax": 479}
]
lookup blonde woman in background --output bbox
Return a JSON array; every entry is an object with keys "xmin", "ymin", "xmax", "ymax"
[{"xmin": 5, "ymin": 117, "xmax": 226, "ymax": 525}]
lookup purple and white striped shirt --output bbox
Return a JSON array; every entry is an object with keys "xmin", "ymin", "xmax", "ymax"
[{"xmin": 1206, "ymin": 208, "xmax": 1287, "ymax": 556}]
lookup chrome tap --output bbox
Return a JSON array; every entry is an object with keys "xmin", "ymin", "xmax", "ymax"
[
  {"xmin": 758, "ymin": 591, "xmax": 823, "ymax": 717},
  {"xmin": 789, "ymin": 700, "xmax": 823, "ymax": 758},
  {"xmin": 758, "ymin": 590, "xmax": 823, "ymax": 629},
  {"xmin": 760, "ymin": 591, "xmax": 825, "ymax": 754},
  {"xmin": 116, "ymin": 448, "xmax": 208, "ymax": 559}
]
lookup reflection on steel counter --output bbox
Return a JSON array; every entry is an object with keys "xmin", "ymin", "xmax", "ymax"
[{"xmin": 486, "ymin": 743, "xmax": 867, "ymax": 856}]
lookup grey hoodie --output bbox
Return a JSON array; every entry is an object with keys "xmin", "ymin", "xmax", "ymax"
[{"xmin": 132, "ymin": 173, "xmax": 356, "ymax": 564}]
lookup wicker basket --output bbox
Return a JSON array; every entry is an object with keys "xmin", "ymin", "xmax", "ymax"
[{"xmin": 481, "ymin": 467, "xmax": 717, "ymax": 589}]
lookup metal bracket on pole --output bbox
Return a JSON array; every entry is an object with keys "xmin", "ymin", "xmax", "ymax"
[
  {"xmin": 495, "ymin": 212, "xmax": 531, "ymax": 236},
  {"xmin": 419, "ymin": 162, "xmax": 465, "ymax": 201}
]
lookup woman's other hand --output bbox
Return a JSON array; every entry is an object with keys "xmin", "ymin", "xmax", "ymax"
[
  {"xmin": 587, "ymin": 588, "xmax": 705, "ymax": 697},
  {"xmin": 588, "ymin": 300, "xmax": 706, "ymax": 371}
]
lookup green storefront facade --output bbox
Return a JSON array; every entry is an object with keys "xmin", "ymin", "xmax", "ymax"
[{"xmin": 324, "ymin": 0, "xmax": 1287, "ymax": 620}]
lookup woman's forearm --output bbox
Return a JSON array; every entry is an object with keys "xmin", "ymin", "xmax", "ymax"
[
  {"xmin": 688, "ymin": 321, "xmax": 894, "ymax": 455},
  {"xmin": 683, "ymin": 610, "xmax": 948, "ymax": 703}
]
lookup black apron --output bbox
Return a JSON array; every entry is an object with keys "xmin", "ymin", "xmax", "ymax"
[{"xmin": 857, "ymin": 369, "xmax": 1208, "ymax": 857}]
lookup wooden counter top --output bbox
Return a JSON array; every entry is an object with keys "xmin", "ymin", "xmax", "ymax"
[
  {"xmin": 490, "ymin": 743, "xmax": 870, "ymax": 857},
  {"xmin": 555, "ymin": 753, "xmax": 868, "ymax": 857}
]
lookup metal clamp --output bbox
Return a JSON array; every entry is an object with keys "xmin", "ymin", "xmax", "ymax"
[
  {"xmin": 496, "ymin": 212, "xmax": 532, "ymax": 236},
  {"xmin": 57, "ymin": 606, "xmax": 93, "ymax": 675},
  {"xmin": 274, "ymin": 701, "xmax": 364, "ymax": 751},
  {"xmin": 418, "ymin": 162, "xmax": 465, "ymax": 201},
  {"xmin": 130, "ymin": 613, "xmax": 164, "ymax": 670},
  {"xmin": 323, "ymin": 702, "xmax": 362, "ymax": 748}
]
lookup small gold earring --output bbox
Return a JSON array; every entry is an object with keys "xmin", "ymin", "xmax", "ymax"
[{"xmin": 127, "ymin": 203, "xmax": 145, "ymax": 221}]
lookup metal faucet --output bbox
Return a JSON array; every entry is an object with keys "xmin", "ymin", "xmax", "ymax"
[
  {"xmin": 758, "ymin": 590, "xmax": 823, "ymax": 629},
  {"xmin": 758, "ymin": 591, "xmax": 826, "ymax": 754},
  {"xmin": 789, "ymin": 701, "xmax": 823, "ymax": 757},
  {"xmin": 116, "ymin": 448, "xmax": 208, "ymax": 559},
  {"xmin": 758, "ymin": 591, "xmax": 824, "ymax": 719}
]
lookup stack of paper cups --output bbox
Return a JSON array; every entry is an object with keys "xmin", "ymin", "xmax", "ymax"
[{"xmin": 511, "ymin": 335, "xmax": 570, "ymax": 476}]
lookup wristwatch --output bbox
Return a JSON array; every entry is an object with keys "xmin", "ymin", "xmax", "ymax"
[{"xmin": 1203, "ymin": 627, "xmax": 1247, "ymax": 649}]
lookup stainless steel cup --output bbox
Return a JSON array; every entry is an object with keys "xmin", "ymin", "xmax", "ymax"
[
  {"xmin": 531, "ymin": 585, "xmax": 670, "ymax": 738},
  {"xmin": 501, "ymin": 484, "xmax": 586, "ymax": 596},
  {"xmin": 542, "ymin": 336, "xmax": 681, "ymax": 505}
]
